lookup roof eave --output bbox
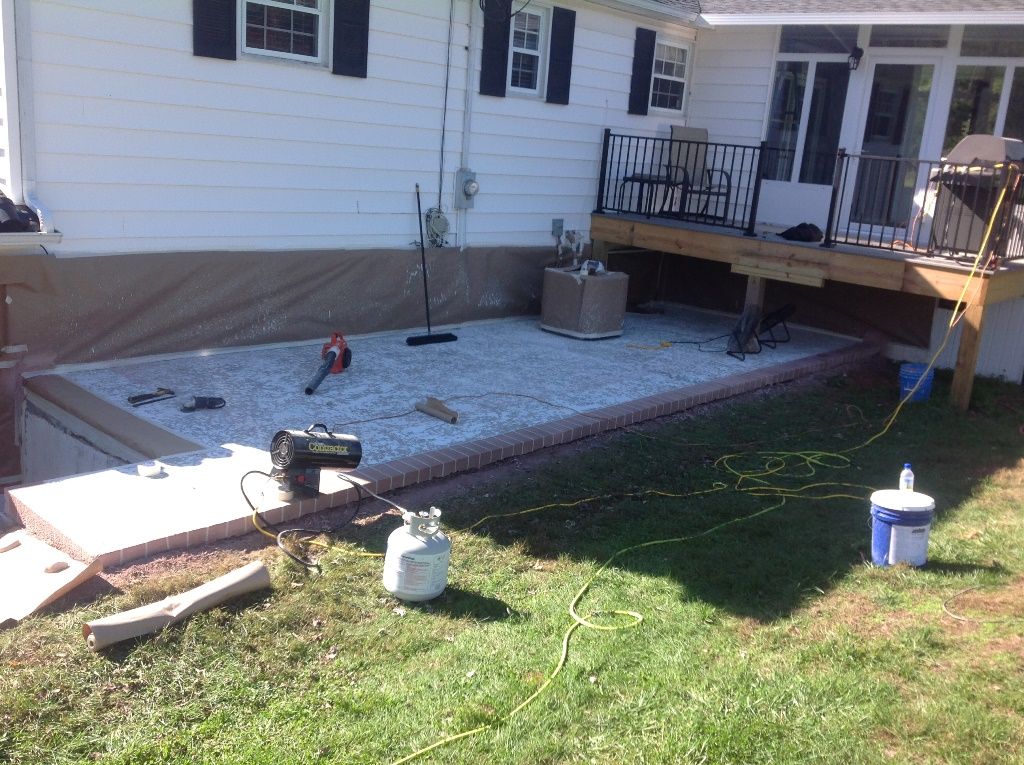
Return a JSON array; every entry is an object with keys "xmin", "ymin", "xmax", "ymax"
[
  {"xmin": 586, "ymin": 0, "xmax": 705, "ymax": 27},
  {"xmin": 699, "ymin": 11, "xmax": 1024, "ymax": 26}
]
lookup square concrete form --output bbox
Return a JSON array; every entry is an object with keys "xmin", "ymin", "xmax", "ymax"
[
  {"xmin": 540, "ymin": 267, "xmax": 629, "ymax": 339},
  {"xmin": 7, "ymin": 311, "xmax": 875, "ymax": 568}
]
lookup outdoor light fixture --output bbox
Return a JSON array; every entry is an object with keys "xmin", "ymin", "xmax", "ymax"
[{"xmin": 848, "ymin": 46, "xmax": 864, "ymax": 71}]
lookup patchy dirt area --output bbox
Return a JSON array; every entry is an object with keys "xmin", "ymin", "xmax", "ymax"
[{"xmin": 942, "ymin": 577, "xmax": 1024, "ymax": 625}]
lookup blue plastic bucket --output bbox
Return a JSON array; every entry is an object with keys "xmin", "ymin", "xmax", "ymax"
[
  {"xmin": 870, "ymin": 489, "xmax": 936, "ymax": 567},
  {"xmin": 898, "ymin": 363, "xmax": 934, "ymax": 402}
]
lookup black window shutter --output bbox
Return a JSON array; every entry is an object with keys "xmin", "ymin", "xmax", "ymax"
[
  {"xmin": 333, "ymin": 0, "xmax": 371, "ymax": 77},
  {"xmin": 480, "ymin": 0, "xmax": 512, "ymax": 97},
  {"xmin": 193, "ymin": 0, "xmax": 236, "ymax": 60},
  {"xmin": 628, "ymin": 28, "xmax": 657, "ymax": 115},
  {"xmin": 545, "ymin": 7, "xmax": 575, "ymax": 105}
]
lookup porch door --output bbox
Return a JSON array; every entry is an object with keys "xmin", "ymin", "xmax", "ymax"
[{"xmin": 851, "ymin": 62, "xmax": 936, "ymax": 230}]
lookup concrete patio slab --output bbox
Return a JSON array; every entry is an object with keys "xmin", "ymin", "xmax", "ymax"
[{"xmin": 8, "ymin": 307, "xmax": 874, "ymax": 567}]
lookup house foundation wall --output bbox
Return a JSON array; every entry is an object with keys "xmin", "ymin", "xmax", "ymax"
[{"xmin": 0, "ymin": 245, "xmax": 558, "ymax": 480}]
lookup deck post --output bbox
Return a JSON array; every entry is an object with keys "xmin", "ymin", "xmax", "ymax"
[
  {"xmin": 595, "ymin": 128, "xmax": 612, "ymax": 213},
  {"xmin": 743, "ymin": 275, "xmax": 766, "ymax": 314},
  {"xmin": 821, "ymin": 149, "xmax": 846, "ymax": 248},
  {"xmin": 744, "ymin": 141, "xmax": 767, "ymax": 237},
  {"xmin": 950, "ymin": 300, "xmax": 987, "ymax": 411}
]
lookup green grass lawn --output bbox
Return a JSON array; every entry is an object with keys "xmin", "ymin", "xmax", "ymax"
[{"xmin": 3, "ymin": 360, "xmax": 1023, "ymax": 764}]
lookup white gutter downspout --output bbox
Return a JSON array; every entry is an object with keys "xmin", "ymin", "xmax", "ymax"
[
  {"xmin": 457, "ymin": 0, "xmax": 478, "ymax": 251},
  {"xmin": 11, "ymin": 0, "xmax": 52, "ymax": 233}
]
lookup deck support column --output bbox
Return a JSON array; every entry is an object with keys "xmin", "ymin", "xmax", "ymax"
[
  {"xmin": 950, "ymin": 301, "xmax": 987, "ymax": 411},
  {"xmin": 743, "ymin": 275, "xmax": 766, "ymax": 314}
]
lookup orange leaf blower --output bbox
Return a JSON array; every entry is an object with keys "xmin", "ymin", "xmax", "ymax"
[{"xmin": 304, "ymin": 332, "xmax": 352, "ymax": 395}]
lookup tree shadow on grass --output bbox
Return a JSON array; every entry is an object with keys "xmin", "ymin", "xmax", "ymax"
[{"xmin": 442, "ymin": 369, "xmax": 1024, "ymax": 624}]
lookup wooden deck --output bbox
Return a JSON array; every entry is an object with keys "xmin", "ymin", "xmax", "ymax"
[{"xmin": 591, "ymin": 212, "xmax": 1024, "ymax": 409}]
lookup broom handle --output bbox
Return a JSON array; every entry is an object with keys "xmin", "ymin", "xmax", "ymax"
[{"xmin": 415, "ymin": 183, "xmax": 433, "ymax": 334}]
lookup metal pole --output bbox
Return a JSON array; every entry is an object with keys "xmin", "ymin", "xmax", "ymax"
[{"xmin": 415, "ymin": 183, "xmax": 433, "ymax": 334}]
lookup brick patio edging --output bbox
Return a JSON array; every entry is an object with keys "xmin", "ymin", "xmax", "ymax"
[{"xmin": 277, "ymin": 339, "xmax": 880, "ymax": 524}]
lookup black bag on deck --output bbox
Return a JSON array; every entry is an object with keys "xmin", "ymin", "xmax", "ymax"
[{"xmin": 778, "ymin": 222, "xmax": 822, "ymax": 242}]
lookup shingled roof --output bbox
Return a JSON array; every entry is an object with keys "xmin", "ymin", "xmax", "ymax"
[
  {"xmin": 648, "ymin": 0, "xmax": 702, "ymax": 12},
  {"xmin": 696, "ymin": 1, "xmax": 1023, "ymax": 14}
]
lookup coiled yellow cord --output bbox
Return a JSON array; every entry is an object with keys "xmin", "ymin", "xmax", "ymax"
[{"xmin": 394, "ymin": 167, "xmax": 1024, "ymax": 762}]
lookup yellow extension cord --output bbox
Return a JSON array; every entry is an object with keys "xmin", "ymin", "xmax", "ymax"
[{"xmin": 386, "ymin": 167, "xmax": 1023, "ymax": 764}]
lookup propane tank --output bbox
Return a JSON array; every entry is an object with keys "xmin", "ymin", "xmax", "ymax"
[{"xmin": 382, "ymin": 507, "xmax": 450, "ymax": 601}]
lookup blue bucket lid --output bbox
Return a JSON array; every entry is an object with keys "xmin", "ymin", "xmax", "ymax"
[{"xmin": 870, "ymin": 489, "xmax": 935, "ymax": 512}]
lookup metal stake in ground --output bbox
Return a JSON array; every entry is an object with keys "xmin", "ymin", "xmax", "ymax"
[{"xmin": 407, "ymin": 183, "xmax": 457, "ymax": 346}]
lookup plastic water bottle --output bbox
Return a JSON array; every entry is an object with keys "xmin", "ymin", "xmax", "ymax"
[{"xmin": 900, "ymin": 463, "xmax": 915, "ymax": 492}]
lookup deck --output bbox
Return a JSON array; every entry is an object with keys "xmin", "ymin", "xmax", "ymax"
[{"xmin": 590, "ymin": 212, "xmax": 1024, "ymax": 409}]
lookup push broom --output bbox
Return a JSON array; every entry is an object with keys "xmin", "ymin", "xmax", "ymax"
[{"xmin": 407, "ymin": 183, "xmax": 457, "ymax": 346}]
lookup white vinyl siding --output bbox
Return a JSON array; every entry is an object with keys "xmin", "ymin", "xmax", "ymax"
[
  {"xmin": 0, "ymin": 15, "xmax": 12, "ymax": 197},
  {"xmin": 687, "ymin": 26, "xmax": 777, "ymax": 145},
  {"xmin": 22, "ymin": 0, "xmax": 697, "ymax": 254}
]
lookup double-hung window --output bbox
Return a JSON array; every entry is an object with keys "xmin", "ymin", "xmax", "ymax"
[
  {"xmin": 508, "ymin": 8, "xmax": 546, "ymax": 94},
  {"xmin": 765, "ymin": 26, "xmax": 856, "ymax": 185},
  {"xmin": 243, "ymin": 0, "xmax": 326, "ymax": 64},
  {"xmin": 479, "ymin": 2, "xmax": 575, "ymax": 103},
  {"xmin": 650, "ymin": 41, "xmax": 688, "ymax": 112}
]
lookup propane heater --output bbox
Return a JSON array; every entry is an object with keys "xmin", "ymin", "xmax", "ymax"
[{"xmin": 269, "ymin": 423, "xmax": 362, "ymax": 497}]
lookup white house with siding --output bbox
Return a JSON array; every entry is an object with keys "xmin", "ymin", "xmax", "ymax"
[{"xmin": 1, "ymin": 0, "xmax": 1023, "ymax": 481}]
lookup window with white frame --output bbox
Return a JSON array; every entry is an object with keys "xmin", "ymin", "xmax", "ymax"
[
  {"xmin": 650, "ymin": 41, "xmax": 689, "ymax": 111},
  {"xmin": 243, "ymin": 0, "xmax": 325, "ymax": 63},
  {"xmin": 508, "ymin": 7, "xmax": 546, "ymax": 94}
]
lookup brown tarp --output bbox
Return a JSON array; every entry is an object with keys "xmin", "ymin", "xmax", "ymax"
[
  {"xmin": 1, "ymin": 245, "xmax": 559, "ymax": 479},
  {"xmin": 2, "ymin": 254, "xmax": 59, "ymax": 480}
]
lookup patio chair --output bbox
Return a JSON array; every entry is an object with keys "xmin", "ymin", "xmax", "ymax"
[{"xmin": 661, "ymin": 126, "xmax": 732, "ymax": 220}]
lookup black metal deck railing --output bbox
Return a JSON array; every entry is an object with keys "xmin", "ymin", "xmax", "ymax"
[
  {"xmin": 595, "ymin": 129, "xmax": 1024, "ymax": 264},
  {"xmin": 823, "ymin": 151, "xmax": 1024, "ymax": 263},
  {"xmin": 595, "ymin": 129, "xmax": 765, "ymax": 234}
]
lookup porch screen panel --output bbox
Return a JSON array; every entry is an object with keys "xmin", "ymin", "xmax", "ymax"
[
  {"xmin": 1006, "ymin": 71, "xmax": 1024, "ymax": 141},
  {"xmin": 942, "ymin": 66, "xmax": 1004, "ymax": 155},
  {"xmin": 799, "ymin": 62, "xmax": 849, "ymax": 184},
  {"xmin": 960, "ymin": 26, "xmax": 1024, "ymax": 57},
  {"xmin": 779, "ymin": 25, "xmax": 856, "ymax": 54},
  {"xmin": 869, "ymin": 25, "xmax": 948, "ymax": 48},
  {"xmin": 764, "ymin": 61, "xmax": 807, "ymax": 181}
]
